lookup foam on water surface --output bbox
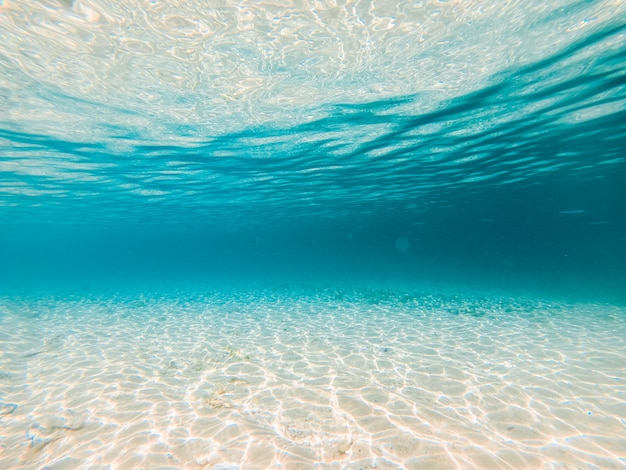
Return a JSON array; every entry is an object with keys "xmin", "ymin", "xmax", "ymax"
[{"xmin": 1, "ymin": 287, "xmax": 625, "ymax": 469}]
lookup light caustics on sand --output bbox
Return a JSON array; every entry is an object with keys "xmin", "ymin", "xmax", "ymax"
[
  {"xmin": 1, "ymin": 289, "xmax": 626, "ymax": 468},
  {"xmin": 1, "ymin": 1, "xmax": 626, "ymax": 469}
]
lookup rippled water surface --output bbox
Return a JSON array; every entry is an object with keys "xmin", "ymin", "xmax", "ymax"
[
  {"xmin": 1, "ymin": 0, "xmax": 624, "ymax": 226},
  {"xmin": 1, "ymin": 1, "xmax": 626, "ymax": 468}
]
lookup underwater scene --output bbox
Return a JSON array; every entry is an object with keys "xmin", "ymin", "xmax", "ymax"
[{"xmin": 1, "ymin": 0, "xmax": 625, "ymax": 468}]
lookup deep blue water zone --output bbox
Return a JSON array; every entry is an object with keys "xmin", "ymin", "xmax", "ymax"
[{"xmin": 1, "ymin": 23, "xmax": 625, "ymax": 301}]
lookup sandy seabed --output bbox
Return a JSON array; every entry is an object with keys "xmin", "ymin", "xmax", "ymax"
[{"xmin": 1, "ymin": 286, "xmax": 625, "ymax": 469}]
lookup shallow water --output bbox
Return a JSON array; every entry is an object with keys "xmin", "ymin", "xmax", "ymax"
[
  {"xmin": 1, "ymin": 1, "xmax": 626, "ymax": 468},
  {"xmin": 2, "ymin": 287, "xmax": 626, "ymax": 468}
]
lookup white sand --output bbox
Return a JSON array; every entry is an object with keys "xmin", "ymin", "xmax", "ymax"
[{"xmin": 1, "ymin": 287, "xmax": 625, "ymax": 469}]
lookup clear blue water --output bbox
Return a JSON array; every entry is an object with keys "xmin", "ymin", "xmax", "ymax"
[
  {"xmin": 2, "ymin": 9, "xmax": 625, "ymax": 299},
  {"xmin": 1, "ymin": 3, "xmax": 626, "ymax": 467},
  {"xmin": 0, "ymin": 15, "xmax": 626, "ymax": 298}
]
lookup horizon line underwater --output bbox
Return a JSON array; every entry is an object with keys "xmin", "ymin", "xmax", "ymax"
[{"xmin": 1, "ymin": 1, "xmax": 626, "ymax": 468}]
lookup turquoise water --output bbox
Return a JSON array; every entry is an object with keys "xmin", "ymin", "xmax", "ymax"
[
  {"xmin": 1, "ymin": 1, "xmax": 626, "ymax": 468},
  {"xmin": 0, "ymin": 2, "xmax": 624, "ymax": 299}
]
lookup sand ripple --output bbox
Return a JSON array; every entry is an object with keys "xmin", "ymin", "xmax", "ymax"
[{"xmin": 1, "ymin": 287, "xmax": 625, "ymax": 469}]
